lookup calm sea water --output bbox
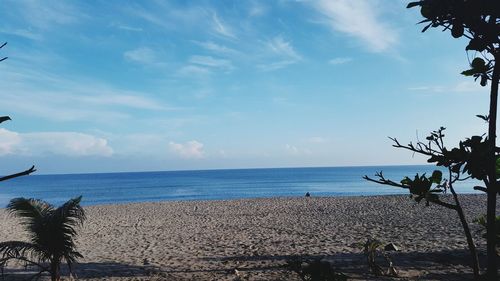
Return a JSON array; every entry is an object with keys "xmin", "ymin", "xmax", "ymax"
[{"xmin": 0, "ymin": 165, "xmax": 480, "ymax": 206}]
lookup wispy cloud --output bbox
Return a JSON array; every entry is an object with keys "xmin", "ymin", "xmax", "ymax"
[
  {"xmin": 268, "ymin": 36, "xmax": 301, "ymax": 60},
  {"xmin": 248, "ymin": 1, "xmax": 268, "ymax": 17},
  {"xmin": 212, "ymin": 12, "xmax": 236, "ymax": 39},
  {"xmin": 169, "ymin": 140, "xmax": 205, "ymax": 159},
  {"xmin": 0, "ymin": 129, "xmax": 113, "ymax": 157},
  {"xmin": 408, "ymin": 81, "xmax": 484, "ymax": 94},
  {"xmin": 124, "ymin": 47, "xmax": 162, "ymax": 66},
  {"xmin": 193, "ymin": 41, "xmax": 240, "ymax": 56},
  {"xmin": 0, "ymin": 63, "xmax": 175, "ymax": 122},
  {"xmin": 177, "ymin": 65, "xmax": 212, "ymax": 77},
  {"xmin": 0, "ymin": 28, "xmax": 42, "ymax": 41},
  {"xmin": 309, "ymin": 0, "xmax": 398, "ymax": 53},
  {"xmin": 6, "ymin": 0, "xmax": 82, "ymax": 30},
  {"xmin": 259, "ymin": 36, "xmax": 302, "ymax": 71},
  {"xmin": 177, "ymin": 55, "xmax": 234, "ymax": 77},
  {"xmin": 111, "ymin": 23, "xmax": 143, "ymax": 32},
  {"xmin": 329, "ymin": 57, "xmax": 352, "ymax": 65},
  {"xmin": 189, "ymin": 55, "xmax": 234, "ymax": 71},
  {"xmin": 129, "ymin": 2, "xmax": 209, "ymax": 32},
  {"xmin": 78, "ymin": 94, "xmax": 171, "ymax": 111}
]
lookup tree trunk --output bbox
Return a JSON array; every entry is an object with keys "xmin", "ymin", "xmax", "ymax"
[
  {"xmin": 486, "ymin": 54, "xmax": 499, "ymax": 280},
  {"xmin": 450, "ymin": 185, "xmax": 480, "ymax": 279},
  {"xmin": 50, "ymin": 260, "xmax": 60, "ymax": 281}
]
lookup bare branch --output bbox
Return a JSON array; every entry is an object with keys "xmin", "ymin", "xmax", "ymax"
[
  {"xmin": 474, "ymin": 186, "xmax": 488, "ymax": 192},
  {"xmin": 0, "ymin": 166, "xmax": 36, "ymax": 182},
  {"xmin": 0, "ymin": 116, "xmax": 11, "ymax": 124},
  {"xmin": 0, "ymin": 42, "xmax": 6, "ymax": 62},
  {"xmin": 389, "ymin": 137, "xmax": 441, "ymax": 158},
  {"xmin": 363, "ymin": 172, "xmax": 406, "ymax": 189}
]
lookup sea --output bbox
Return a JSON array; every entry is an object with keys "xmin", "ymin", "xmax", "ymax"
[{"xmin": 0, "ymin": 165, "xmax": 481, "ymax": 207}]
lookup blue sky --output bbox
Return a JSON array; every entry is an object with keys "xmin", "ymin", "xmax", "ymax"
[{"xmin": 0, "ymin": 0, "xmax": 490, "ymax": 174}]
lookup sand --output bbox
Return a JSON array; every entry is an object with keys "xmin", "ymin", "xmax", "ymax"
[{"xmin": 0, "ymin": 194, "xmax": 497, "ymax": 280}]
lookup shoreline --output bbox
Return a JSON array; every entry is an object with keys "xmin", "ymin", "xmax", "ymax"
[
  {"xmin": 0, "ymin": 194, "xmax": 496, "ymax": 280},
  {"xmin": 74, "ymin": 192, "xmax": 485, "ymax": 208}
]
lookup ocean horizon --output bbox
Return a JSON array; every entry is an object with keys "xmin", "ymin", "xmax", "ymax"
[{"xmin": 0, "ymin": 165, "xmax": 481, "ymax": 206}]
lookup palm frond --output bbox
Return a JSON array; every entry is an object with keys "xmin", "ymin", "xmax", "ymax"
[
  {"xmin": 7, "ymin": 198, "xmax": 54, "ymax": 227},
  {"xmin": 51, "ymin": 196, "xmax": 86, "ymax": 265},
  {"xmin": 5, "ymin": 196, "xmax": 86, "ymax": 279},
  {"xmin": 0, "ymin": 241, "xmax": 48, "ymax": 265},
  {"xmin": 55, "ymin": 196, "xmax": 86, "ymax": 228}
]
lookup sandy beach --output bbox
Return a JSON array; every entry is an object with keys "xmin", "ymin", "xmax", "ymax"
[{"xmin": 0, "ymin": 194, "xmax": 497, "ymax": 280}]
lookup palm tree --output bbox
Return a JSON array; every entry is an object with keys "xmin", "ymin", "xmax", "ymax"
[{"xmin": 0, "ymin": 196, "xmax": 86, "ymax": 281}]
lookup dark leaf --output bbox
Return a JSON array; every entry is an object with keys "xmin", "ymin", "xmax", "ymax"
[
  {"xmin": 430, "ymin": 170, "xmax": 442, "ymax": 184},
  {"xmin": 407, "ymin": 1, "xmax": 423, "ymax": 9},
  {"xmin": 480, "ymin": 75, "xmax": 488, "ymax": 86}
]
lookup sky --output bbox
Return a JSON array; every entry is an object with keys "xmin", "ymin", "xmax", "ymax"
[{"xmin": 0, "ymin": 0, "xmax": 491, "ymax": 174}]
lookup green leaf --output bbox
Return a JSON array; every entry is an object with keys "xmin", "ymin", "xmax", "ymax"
[{"xmin": 430, "ymin": 170, "xmax": 442, "ymax": 184}]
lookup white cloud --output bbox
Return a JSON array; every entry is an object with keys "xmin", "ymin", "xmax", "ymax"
[
  {"xmin": 329, "ymin": 57, "xmax": 352, "ymax": 65},
  {"xmin": 189, "ymin": 55, "xmax": 234, "ymax": 71},
  {"xmin": 177, "ymin": 65, "xmax": 211, "ymax": 77},
  {"xmin": 130, "ymin": 3, "xmax": 208, "ymax": 31},
  {"xmin": 0, "ymin": 65, "xmax": 174, "ymax": 122},
  {"xmin": 248, "ymin": 2, "xmax": 268, "ymax": 17},
  {"xmin": 111, "ymin": 23, "xmax": 143, "ymax": 32},
  {"xmin": 259, "ymin": 36, "xmax": 302, "ymax": 71},
  {"xmin": 408, "ymin": 81, "xmax": 484, "ymax": 94},
  {"xmin": 79, "ymin": 94, "xmax": 171, "ymax": 111},
  {"xmin": 453, "ymin": 81, "xmax": 483, "ymax": 92},
  {"xmin": 169, "ymin": 140, "xmax": 205, "ymax": 159},
  {"xmin": 0, "ymin": 129, "xmax": 21, "ymax": 155},
  {"xmin": 0, "ymin": 129, "xmax": 113, "ymax": 157},
  {"xmin": 212, "ymin": 12, "xmax": 236, "ymax": 39},
  {"xmin": 309, "ymin": 0, "xmax": 398, "ymax": 53},
  {"xmin": 0, "ymin": 28, "xmax": 42, "ymax": 41},
  {"xmin": 124, "ymin": 47, "xmax": 158, "ymax": 65},
  {"xmin": 268, "ymin": 36, "xmax": 301, "ymax": 61},
  {"xmin": 8, "ymin": 0, "xmax": 82, "ymax": 29},
  {"xmin": 178, "ymin": 55, "xmax": 234, "ymax": 77},
  {"xmin": 194, "ymin": 41, "xmax": 239, "ymax": 55}
]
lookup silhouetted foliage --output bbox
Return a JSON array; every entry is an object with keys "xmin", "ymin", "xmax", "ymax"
[
  {"xmin": 366, "ymin": 1, "xmax": 500, "ymax": 279},
  {"xmin": 362, "ymin": 238, "xmax": 398, "ymax": 277},
  {"xmin": 474, "ymin": 214, "xmax": 500, "ymax": 255},
  {"xmin": 365, "ymin": 129, "xmax": 481, "ymax": 278},
  {"xmin": 285, "ymin": 257, "xmax": 348, "ymax": 281},
  {"xmin": 0, "ymin": 196, "xmax": 86, "ymax": 281}
]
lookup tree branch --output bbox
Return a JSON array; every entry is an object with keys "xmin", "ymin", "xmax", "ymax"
[
  {"xmin": 363, "ymin": 172, "xmax": 406, "ymax": 189},
  {"xmin": 0, "ymin": 116, "xmax": 11, "ymax": 124},
  {"xmin": 474, "ymin": 186, "xmax": 488, "ymax": 192},
  {"xmin": 390, "ymin": 137, "xmax": 440, "ymax": 157},
  {"xmin": 364, "ymin": 172, "xmax": 457, "ymax": 210},
  {"xmin": 0, "ymin": 166, "xmax": 36, "ymax": 182}
]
